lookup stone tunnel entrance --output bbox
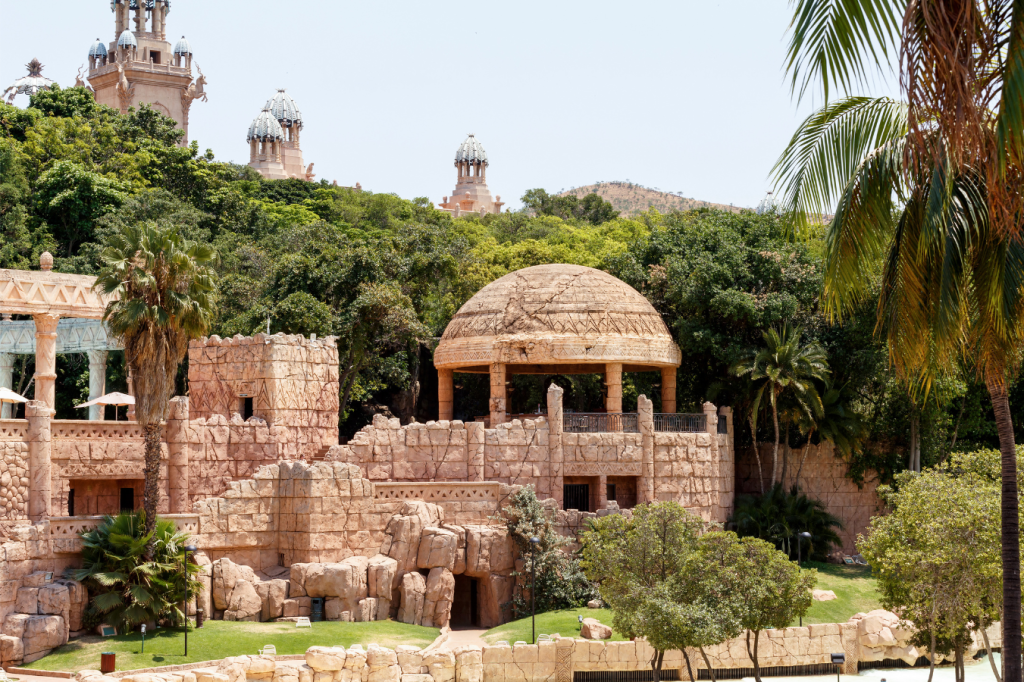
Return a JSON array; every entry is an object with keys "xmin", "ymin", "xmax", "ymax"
[{"xmin": 450, "ymin": 574, "xmax": 480, "ymax": 627}]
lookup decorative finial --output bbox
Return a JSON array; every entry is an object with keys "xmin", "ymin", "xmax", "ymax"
[
  {"xmin": 26, "ymin": 59, "xmax": 44, "ymax": 77},
  {"xmin": 40, "ymin": 252, "xmax": 53, "ymax": 271}
]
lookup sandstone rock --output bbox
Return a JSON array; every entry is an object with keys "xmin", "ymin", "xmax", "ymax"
[
  {"xmin": 464, "ymin": 527, "xmax": 513, "ymax": 577},
  {"xmin": 22, "ymin": 615, "xmax": 66, "ymax": 656},
  {"xmin": 257, "ymin": 579, "xmax": 289, "ymax": 622},
  {"xmin": 357, "ymin": 598, "xmax": 378, "ymax": 623},
  {"xmin": 581, "ymin": 618, "xmax": 612, "ymax": 640},
  {"xmin": 443, "ymin": 525, "xmax": 467, "ymax": 575},
  {"xmin": 417, "ymin": 528, "xmax": 458, "ymax": 571},
  {"xmin": 396, "ymin": 646, "xmax": 424, "ymax": 675},
  {"xmin": 382, "ymin": 503, "xmax": 444, "ymax": 579},
  {"xmin": 226, "ymin": 579, "xmax": 262, "ymax": 621},
  {"xmin": 325, "ymin": 599, "xmax": 343, "ymax": 621},
  {"xmin": 368, "ymin": 555, "xmax": 398, "ymax": 602},
  {"xmin": 4, "ymin": 614, "xmax": 30, "ymax": 638},
  {"xmin": 453, "ymin": 646, "xmax": 482, "ymax": 682},
  {"xmin": 305, "ymin": 557, "xmax": 370, "ymax": 615},
  {"xmin": 290, "ymin": 563, "xmax": 311, "ymax": 598},
  {"xmin": 15, "ymin": 587, "xmax": 38, "ymax": 614},
  {"xmin": 248, "ymin": 655, "xmax": 278, "ymax": 674},
  {"xmin": 213, "ymin": 558, "xmax": 241, "ymax": 610},
  {"xmin": 283, "ymin": 599, "xmax": 299, "ymax": 618},
  {"xmin": 423, "ymin": 650, "xmax": 455, "ymax": 682},
  {"xmin": 57, "ymin": 580, "xmax": 88, "ymax": 632},
  {"xmin": 812, "ymin": 590, "xmax": 837, "ymax": 602},
  {"xmin": 344, "ymin": 646, "xmax": 368, "ymax": 672},
  {"xmin": 402, "ymin": 676, "xmax": 432, "ymax": 682},
  {"xmin": 0, "ymin": 634, "xmax": 24, "ymax": 665},
  {"xmin": 422, "ymin": 568, "xmax": 455, "ymax": 628},
  {"xmin": 586, "ymin": 600, "xmax": 603, "ymax": 609},
  {"xmin": 306, "ymin": 646, "xmax": 347, "ymax": 671},
  {"xmin": 397, "ymin": 573, "xmax": 426, "ymax": 625},
  {"xmin": 38, "ymin": 584, "xmax": 70, "ymax": 615}
]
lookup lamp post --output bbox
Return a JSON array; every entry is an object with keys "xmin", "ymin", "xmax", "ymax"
[
  {"xmin": 797, "ymin": 532, "xmax": 812, "ymax": 626},
  {"xmin": 183, "ymin": 544, "xmax": 197, "ymax": 658},
  {"xmin": 529, "ymin": 536, "xmax": 540, "ymax": 644}
]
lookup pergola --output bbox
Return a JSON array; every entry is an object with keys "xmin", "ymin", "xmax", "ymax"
[
  {"xmin": 433, "ymin": 264, "xmax": 682, "ymax": 425},
  {"xmin": 0, "ymin": 253, "xmax": 116, "ymax": 418}
]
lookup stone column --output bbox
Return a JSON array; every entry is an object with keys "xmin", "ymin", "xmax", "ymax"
[
  {"xmin": 489, "ymin": 363, "xmax": 506, "ymax": 427},
  {"xmin": 638, "ymin": 394, "xmax": 655, "ymax": 504},
  {"xmin": 660, "ymin": 367, "xmax": 677, "ymax": 413},
  {"xmin": 547, "ymin": 383, "xmax": 564, "ymax": 508},
  {"xmin": 598, "ymin": 474, "xmax": 608, "ymax": 510},
  {"xmin": 86, "ymin": 350, "xmax": 108, "ymax": 421},
  {"xmin": 32, "ymin": 313, "xmax": 60, "ymax": 412},
  {"xmin": 27, "ymin": 400, "xmax": 52, "ymax": 521},
  {"xmin": 704, "ymin": 402, "xmax": 720, "ymax": 516},
  {"xmin": 166, "ymin": 396, "xmax": 189, "ymax": 513},
  {"xmin": 604, "ymin": 363, "xmax": 622, "ymax": 414},
  {"xmin": 467, "ymin": 421, "xmax": 485, "ymax": 482},
  {"xmin": 0, "ymin": 353, "xmax": 14, "ymax": 420},
  {"xmin": 134, "ymin": 4, "xmax": 145, "ymax": 33},
  {"xmin": 127, "ymin": 365, "xmax": 136, "ymax": 421},
  {"xmin": 438, "ymin": 368, "xmax": 454, "ymax": 421}
]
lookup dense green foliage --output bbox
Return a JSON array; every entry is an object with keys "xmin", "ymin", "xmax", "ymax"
[
  {"xmin": 729, "ymin": 484, "xmax": 844, "ymax": 560},
  {"xmin": 1, "ymin": 84, "xmax": 1020, "ymax": 464},
  {"xmin": 73, "ymin": 512, "xmax": 202, "ymax": 631}
]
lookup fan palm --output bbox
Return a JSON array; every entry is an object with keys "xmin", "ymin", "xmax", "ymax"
[
  {"xmin": 732, "ymin": 325, "xmax": 830, "ymax": 486},
  {"xmin": 730, "ymin": 484, "xmax": 844, "ymax": 561},
  {"xmin": 93, "ymin": 223, "xmax": 217, "ymax": 546},
  {"xmin": 776, "ymin": 1, "xmax": 1024, "ymax": 677}
]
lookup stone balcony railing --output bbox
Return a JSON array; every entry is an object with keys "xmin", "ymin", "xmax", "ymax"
[
  {"xmin": 89, "ymin": 60, "xmax": 190, "ymax": 79},
  {"xmin": 49, "ymin": 513, "xmax": 201, "ymax": 554},
  {"xmin": 562, "ymin": 412, "xmax": 721, "ymax": 434},
  {"xmin": 0, "ymin": 419, "xmax": 28, "ymax": 440},
  {"xmin": 51, "ymin": 420, "xmax": 144, "ymax": 440}
]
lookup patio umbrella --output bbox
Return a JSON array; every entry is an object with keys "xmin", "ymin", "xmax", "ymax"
[
  {"xmin": 75, "ymin": 392, "xmax": 135, "ymax": 420},
  {"xmin": 0, "ymin": 387, "xmax": 28, "ymax": 405}
]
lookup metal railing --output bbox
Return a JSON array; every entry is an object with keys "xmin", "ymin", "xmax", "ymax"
[
  {"xmin": 564, "ymin": 413, "xmax": 639, "ymax": 433},
  {"xmin": 653, "ymin": 413, "xmax": 706, "ymax": 432}
]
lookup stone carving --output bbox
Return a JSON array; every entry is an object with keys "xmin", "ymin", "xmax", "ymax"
[
  {"xmin": 114, "ymin": 56, "xmax": 134, "ymax": 114},
  {"xmin": 562, "ymin": 462, "xmax": 642, "ymax": 476},
  {"xmin": 0, "ymin": 319, "xmax": 121, "ymax": 356},
  {"xmin": 0, "ymin": 268, "xmax": 112, "ymax": 319}
]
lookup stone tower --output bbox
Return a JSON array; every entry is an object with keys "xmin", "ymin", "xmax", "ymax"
[
  {"xmin": 86, "ymin": 0, "xmax": 207, "ymax": 143},
  {"xmin": 248, "ymin": 90, "xmax": 312, "ymax": 181},
  {"xmin": 438, "ymin": 134, "xmax": 504, "ymax": 216}
]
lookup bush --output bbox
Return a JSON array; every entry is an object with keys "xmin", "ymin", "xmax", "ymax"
[
  {"xmin": 729, "ymin": 484, "xmax": 843, "ymax": 560},
  {"xmin": 73, "ymin": 511, "xmax": 202, "ymax": 631}
]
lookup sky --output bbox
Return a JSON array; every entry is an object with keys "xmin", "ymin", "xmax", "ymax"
[{"xmin": 1, "ymin": 0, "xmax": 900, "ymax": 211}]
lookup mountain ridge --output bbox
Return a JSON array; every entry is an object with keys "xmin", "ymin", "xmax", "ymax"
[{"xmin": 558, "ymin": 181, "xmax": 747, "ymax": 216}]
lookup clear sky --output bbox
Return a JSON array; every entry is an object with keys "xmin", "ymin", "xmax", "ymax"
[{"xmin": 1, "ymin": 1, "xmax": 899, "ymax": 210}]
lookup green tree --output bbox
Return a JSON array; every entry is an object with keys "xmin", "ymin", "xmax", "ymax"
[
  {"xmin": 521, "ymin": 188, "xmax": 618, "ymax": 224},
  {"xmin": 73, "ymin": 511, "xmax": 202, "ymax": 631},
  {"xmin": 34, "ymin": 160, "xmax": 129, "ymax": 256},
  {"xmin": 94, "ymin": 223, "xmax": 217, "ymax": 543},
  {"xmin": 729, "ymin": 484, "xmax": 843, "ymax": 561},
  {"xmin": 777, "ymin": 2, "xmax": 1024, "ymax": 672},
  {"xmin": 732, "ymin": 325, "xmax": 829, "ymax": 485}
]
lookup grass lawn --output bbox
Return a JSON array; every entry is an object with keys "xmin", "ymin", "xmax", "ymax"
[
  {"xmin": 22, "ymin": 620, "xmax": 439, "ymax": 673},
  {"xmin": 481, "ymin": 608, "xmax": 626, "ymax": 645},
  {"xmin": 792, "ymin": 561, "xmax": 884, "ymax": 626}
]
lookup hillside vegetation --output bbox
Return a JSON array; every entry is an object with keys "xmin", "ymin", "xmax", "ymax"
[{"xmin": 559, "ymin": 182, "xmax": 746, "ymax": 216}]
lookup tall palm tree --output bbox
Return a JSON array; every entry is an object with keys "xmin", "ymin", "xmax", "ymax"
[
  {"xmin": 94, "ymin": 223, "xmax": 217, "ymax": 546},
  {"xmin": 732, "ymin": 325, "xmax": 830, "ymax": 486},
  {"xmin": 776, "ymin": 2, "xmax": 1024, "ymax": 678}
]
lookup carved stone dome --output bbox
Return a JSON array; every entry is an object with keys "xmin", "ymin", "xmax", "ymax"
[
  {"xmin": 265, "ymin": 89, "xmax": 302, "ymax": 129},
  {"xmin": 247, "ymin": 107, "xmax": 283, "ymax": 142},
  {"xmin": 435, "ymin": 264, "xmax": 681, "ymax": 372},
  {"xmin": 89, "ymin": 39, "xmax": 108, "ymax": 58},
  {"xmin": 173, "ymin": 36, "xmax": 192, "ymax": 56},
  {"xmin": 455, "ymin": 134, "xmax": 487, "ymax": 164},
  {"xmin": 117, "ymin": 30, "xmax": 137, "ymax": 49}
]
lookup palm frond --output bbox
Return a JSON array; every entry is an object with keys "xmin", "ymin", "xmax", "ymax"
[
  {"xmin": 996, "ymin": 0, "xmax": 1024, "ymax": 174},
  {"xmin": 785, "ymin": 0, "xmax": 902, "ymax": 103}
]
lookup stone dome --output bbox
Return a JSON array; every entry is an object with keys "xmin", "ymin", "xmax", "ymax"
[
  {"xmin": 89, "ymin": 39, "xmax": 108, "ymax": 58},
  {"xmin": 455, "ymin": 134, "xmax": 487, "ymax": 164},
  {"xmin": 265, "ymin": 89, "xmax": 302, "ymax": 129},
  {"xmin": 247, "ymin": 108, "xmax": 284, "ymax": 142},
  {"xmin": 173, "ymin": 36, "xmax": 192, "ymax": 56},
  {"xmin": 117, "ymin": 30, "xmax": 138, "ymax": 49},
  {"xmin": 435, "ymin": 264, "xmax": 681, "ymax": 372}
]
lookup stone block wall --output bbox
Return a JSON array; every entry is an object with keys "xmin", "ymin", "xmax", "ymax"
[
  {"xmin": 737, "ymin": 443, "xmax": 881, "ymax": 554},
  {"xmin": 0, "ymin": 424, "xmax": 29, "ymax": 520}
]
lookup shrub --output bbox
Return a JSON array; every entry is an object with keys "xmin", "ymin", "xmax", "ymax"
[{"xmin": 729, "ymin": 484, "xmax": 843, "ymax": 560}]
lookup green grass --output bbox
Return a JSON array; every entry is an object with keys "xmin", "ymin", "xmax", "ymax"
[
  {"xmin": 22, "ymin": 620, "xmax": 439, "ymax": 673},
  {"xmin": 481, "ymin": 608, "xmax": 626, "ymax": 645},
  {"xmin": 792, "ymin": 561, "xmax": 883, "ymax": 626}
]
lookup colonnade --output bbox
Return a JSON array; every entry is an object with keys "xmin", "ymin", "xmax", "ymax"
[{"xmin": 115, "ymin": 0, "xmax": 169, "ymax": 41}]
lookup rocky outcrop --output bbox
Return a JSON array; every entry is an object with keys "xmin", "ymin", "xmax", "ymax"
[
  {"xmin": 397, "ymin": 572, "xmax": 426, "ymax": 625},
  {"xmin": 305, "ymin": 556, "xmax": 370, "ymax": 614},
  {"xmin": 0, "ymin": 575, "xmax": 84, "ymax": 666},
  {"xmin": 418, "ymin": 528, "xmax": 458, "ymax": 571},
  {"xmin": 423, "ymin": 568, "xmax": 455, "ymax": 628},
  {"xmin": 383, "ymin": 502, "xmax": 445, "ymax": 583},
  {"xmin": 225, "ymin": 579, "xmax": 262, "ymax": 621},
  {"xmin": 581, "ymin": 618, "xmax": 612, "ymax": 639}
]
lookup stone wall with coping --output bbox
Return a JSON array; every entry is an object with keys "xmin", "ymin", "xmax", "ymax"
[{"xmin": 0, "ymin": 421, "xmax": 29, "ymax": 520}]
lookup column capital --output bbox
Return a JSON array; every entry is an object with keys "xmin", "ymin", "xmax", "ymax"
[{"xmin": 32, "ymin": 313, "xmax": 60, "ymax": 333}]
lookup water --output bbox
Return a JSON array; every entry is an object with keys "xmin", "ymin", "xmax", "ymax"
[{"xmin": 734, "ymin": 654, "xmax": 1003, "ymax": 682}]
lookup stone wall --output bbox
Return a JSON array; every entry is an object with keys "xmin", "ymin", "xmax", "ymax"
[
  {"xmin": 0, "ymin": 421, "xmax": 29, "ymax": 520},
  {"xmin": 736, "ymin": 443, "xmax": 881, "ymax": 554}
]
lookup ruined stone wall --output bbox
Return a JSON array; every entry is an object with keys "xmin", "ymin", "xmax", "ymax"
[
  {"xmin": 187, "ymin": 334, "xmax": 339, "ymax": 460},
  {"xmin": 0, "ymin": 421, "xmax": 29, "ymax": 520},
  {"xmin": 651, "ymin": 430, "xmax": 734, "ymax": 523},
  {"xmin": 736, "ymin": 443, "xmax": 881, "ymax": 554}
]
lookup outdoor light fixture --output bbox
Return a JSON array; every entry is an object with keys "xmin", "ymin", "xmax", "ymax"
[
  {"xmin": 797, "ymin": 532, "xmax": 813, "ymax": 625},
  {"xmin": 530, "ymin": 536, "xmax": 541, "ymax": 644},
  {"xmin": 830, "ymin": 652, "xmax": 845, "ymax": 682},
  {"xmin": 140, "ymin": 624, "xmax": 146, "ymax": 654},
  {"xmin": 184, "ymin": 544, "xmax": 197, "ymax": 657}
]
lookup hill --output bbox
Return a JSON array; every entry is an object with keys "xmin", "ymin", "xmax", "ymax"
[{"xmin": 559, "ymin": 182, "xmax": 747, "ymax": 216}]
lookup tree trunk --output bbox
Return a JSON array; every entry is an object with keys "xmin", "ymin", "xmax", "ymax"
[
  {"xmin": 780, "ymin": 423, "xmax": 790, "ymax": 490},
  {"xmin": 746, "ymin": 630, "xmax": 762, "ymax": 682},
  {"xmin": 909, "ymin": 411, "xmax": 920, "ymax": 472},
  {"xmin": 987, "ymin": 376, "xmax": 1021, "ymax": 682},
  {"xmin": 795, "ymin": 433, "xmax": 814, "ymax": 492},
  {"xmin": 682, "ymin": 649, "xmax": 695, "ymax": 682},
  {"xmin": 980, "ymin": 625, "xmax": 1001, "ymax": 682},
  {"xmin": 927, "ymin": 595, "xmax": 936, "ymax": 682},
  {"xmin": 771, "ymin": 401, "xmax": 780, "ymax": 485},
  {"xmin": 652, "ymin": 650, "xmax": 665, "ymax": 682},
  {"xmin": 699, "ymin": 646, "xmax": 717, "ymax": 682},
  {"xmin": 750, "ymin": 415, "xmax": 763, "ymax": 494},
  {"xmin": 143, "ymin": 422, "xmax": 162, "ymax": 557}
]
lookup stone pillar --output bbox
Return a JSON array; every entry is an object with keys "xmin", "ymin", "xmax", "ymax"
[
  {"xmin": 438, "ymin": 368, "xmax": 454, "ymax": 421},
  {"xmin": 86, "ymin": 350, "xmax": 108, "ymax": 421},
  {"xmin": 127, "ymin": 365, "xmax": 136, "ymax": 421},
  {"xmin": 547, "ymin": 382, "xmax": 564, "ymax": 508},
  {"xmin": 489, "ymin": 363, "xmax": 506, "ymax": 427},
  {"xmin": 467, "ymin": 421, "xmax": 485, "ymax": 482},
  {"xmin": 604, "ymin": 363, "xmax": 622, "ymax": 415},
  {"xmin": 134, "ymin": 4, "xmax": 145, "ymax": 33},
  {"xmin": 27, "ymin": 400, "xmax": 52, "ymax": 521},
  {"xmin": 638, "ymin": 394, "xmax": 655, "ymax": 504},
  {"xmin": 719, "ymin": 405, "xmax": 735, "ymax": 521},
  {"xmin": 167, "ymin": 396, "xmax": 190, "ymax": 513},
  {"xmin": 660, "ymin": 367, "xmax": 676, "ymax": 414},
  {"xmin": 32, "ymin": 313, "xmax": 60, "ymax": 412},
  {"xmin": 0, "ymin": 353, "xmax": 14, "ymax": 420},
  {"xmin": 598, "ymin": 474, "xmax": 608, "ymax": 510}
]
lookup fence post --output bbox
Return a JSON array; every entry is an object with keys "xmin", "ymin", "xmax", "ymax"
[
  {"xmin": 639, "ymin": 394, "xmax": 655, "ymax": 504},
  {"xmin": 27, "ymin": 400, "xmax": 52, "ymax": 521},
  {"xmin": 548, "ymin": 383, "xmax": 564, "ymax": 509}
]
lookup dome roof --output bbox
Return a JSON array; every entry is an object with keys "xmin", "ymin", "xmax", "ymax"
[
  {"xmin": 247, "ymin": 107, "xmax": 284, "ymax": 142},
  {"xmin": 4, "ymin": 59, "xmax": 55, "ymax": 102},
  {"xmin": 435, "ymin": 264, "xmax": 681, "ymax": 371},
  {"xmin": 173, "ymin": 36, "xmax": 192, "ymax": 55},
  {"xmin": 265, "ymin": 89, "xmax": 303, "ymax": 129},
  {"xmin": 117, "ymin": 30, "xmax": 138, "ymax": 49},
  {"xmin": 455, "ymin": 134, "xmax": 487, "ymax": 164},
  {"xmin": 89, "ymin": 39, "xmax": 108, "ymax": 58}
]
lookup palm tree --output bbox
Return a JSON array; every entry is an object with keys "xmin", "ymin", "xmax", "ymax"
[
  {"xmin": 732, "ymin": 325, "xmax": 830, "ymax": 486},
  {"xmin": 794, "ymin": 384, "xmax": 865, "ymax": 488},
  {"xmin": 776, "ymin": 2, "xmax": 1024, "ymax": 678},
  {"xmin": 94, "ymin": 223, "xmax": 216, "ymax": 545}
]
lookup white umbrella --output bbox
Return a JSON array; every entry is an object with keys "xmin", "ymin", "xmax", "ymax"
[
  {"xmin": 76, "ymin": 392, "xmax": 135, "ymax": 420},
  {"xmin": 0, "ymin": 387, "xmax": 28, "ymax": 404}
]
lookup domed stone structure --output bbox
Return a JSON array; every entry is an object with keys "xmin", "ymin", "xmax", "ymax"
[
  {"xmin": 248, "ymin": 90, "xmax": 313, "ymax": 181},
  {"xmin": 247, "ymin": 107, "xmax": 287, "ymax": 180},
  {"xmin": 438, "ymin": 134, "xmax": 504, "ymax": 216},
  {"xmin": 435, "ymin": 264, "xmax": 681, "ymax": 424}
]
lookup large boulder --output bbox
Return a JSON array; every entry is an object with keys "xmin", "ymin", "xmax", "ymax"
[
  {"xmin": 225, "ymin": 579, "xmax": 262, "ymax": 621},
  {"xmin": 306, "ymin": 646, "xmax": 347, "ymax": 671},
  {"xmin": 453, "ymin": 646, "xmax": 482, "ymax": 682},
  {"xmin": 581, "ymin": 618, "xmax": 612, "ymax": 640},
  {"xmin": 397, "ymin": 572, "xmax": 426, "ymax": 625},
  {"xmin": 423, "ymin": 650, "xmax": 455, "ymax": 682},
  {"xmin": 368, "ymin": 554, "xmax": 398, "ymax": 620},
  {"xmin": 367, "ymin": 644, "xmax": 401, "ymax": 682},
  {"xmin": 305, "ymin": 556, "xmax": 370, "ymax": 614},
  {"xmin": 212, "ymin": 558, "xmax": 241, "ymax": 610},
  {"xmin": 422, "ymin": 568, "xmax": 455, "ymax": 628},
  {"xmin": 0, "ymin": 634, "xmax": 23, "ymax": 666},
  {"xmin": 382, "ymin": 502, "xmax": 444, "ymax": 578},
  {"xmin": 464, "ymin": 526, "xmax": 513, "ymax": 577},
  {"xmin": 21, "ymin": 615, "xmax": 66, "ymax": 659},
  {"xmin": 257, "ymin": 579, "xmax": 289, "ymax": 622},
  {"xmin": 443, "ymin": 525, "xmax": 468, "ymax": 575},
  {"xmin": 417, "ymin": 528, "xmax": 458, "ymax": 571},
  {"xmin": 56, "ymin": 579, "xmax": 88, "ymax": 632},
  {"xmin": 15, "ymin": 588, "xmax": 38, "ymax": 614},
  {"xmin": 356, "ymin": 598, "xmax": 378, "ymax": 623}
]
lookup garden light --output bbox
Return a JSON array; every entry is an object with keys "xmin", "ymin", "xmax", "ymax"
[
  {"xmin": 184, "ymin": 545, "xmax": 197, "ymax": 657},
  {"xmin": 530, "ymin": 536, "xmax": 540, "ymax": 644},
  {"xmin": 140, "ymin": 623, "xmax": 146, "ymax": 654}
]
